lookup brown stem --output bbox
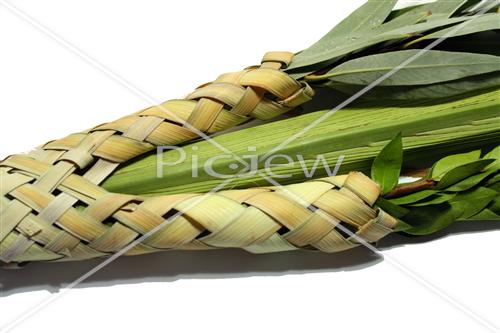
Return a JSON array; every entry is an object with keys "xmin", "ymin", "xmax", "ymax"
[{"xmin": 385, "ymin": 179, "xmax": 436, "ymax": 199}]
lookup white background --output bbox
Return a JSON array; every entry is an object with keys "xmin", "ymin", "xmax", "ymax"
[{"xmin": 1, "ymin": 1, "xmax": 499, "ymax": 332}]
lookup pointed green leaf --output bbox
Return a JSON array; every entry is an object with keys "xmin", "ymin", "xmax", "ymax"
[
  {"xmin": 446, "ymin": 167, "xmax": 497, "ymax": 191},
  {"xmin": 483, "ymin": 145, "xmax": 500, "ymax": 160},
  {"xmin": 324, "ymin": 72, "xmax": 500, "ymax": 101},
  {"xmin": 483, "ymin": 145, "xmax": 500, "ymax": 170},
  {"xmin": 288, "ymin": 0, "xmax": 397, "ymax": 70},
  {"xmin": 381, "ymin": 7, "xmax": 431, "ymax": 30},
  {"xmin": 409, "ymin": 193, "xmax": 456, "ymax": 206},
  {"xmin": 429, "ymin": 150, "xmax": 481, "ymax": 180},
  {"xmin": 436, "ymin": 159, "xmax": 495, "ymax": 189},
  {"xmin": 288, "ymin": 15, "xmax": 471, "ymax": 71},
  {"xmin": 450, "ymin": 187, "xmax": 497, "ymax": 219},
  {"xmin": 371, "ymin": 132, "xmax": 403, "ymax": 195},
  {"xmin": 486, "ymin": 173, "xmax": 500, "ymax": 186},
  {"xmin": 409, "ymin": 13, "xmax": 500, "ymax": 44},
  {"xmin": 324, "ymin": 0, "xmax": 398, "ymax": 37},
  {"xmin": 389, "ymin": 189, "xmax": 437, "ymax": 205},
  {"xmin": 386, "ymin": 4, "xmax": 426, "ymax": 21},
  {"xmin": 391, "ymin": 0, "xmax": 472, "ymax": 22},
  {"xmin": 423, "ymin": 0, "xmax": 478, "ymax": 20},
  {"xmin": 319, "ymin": 50, "xmax": 500, "ymax": 86},
  {"xmin": 467, "ymin": 208, "xmax": 500, "ymax": 220}
]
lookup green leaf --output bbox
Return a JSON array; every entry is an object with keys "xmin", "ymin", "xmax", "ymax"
[
  {"xmin": 410, "ymin": 193, "xmax": 456, "ymax": 206},
  {"xmin": 319, "ymin": 50, "xmax": 500, "ymax": 86},
  {"xmin": 288, "ymin": 15, "xmax": 471, "ymax": 71},
  {"xmin": 386, "ymin": 4, "xmax": 426, "ymax": 21},
  {"xmin": 483, "ymin": 145, "xmax": 500, "ymax": 160},
  {"xmin": 446, "ymin": 167, "xmax": 497, "ymax": 191},
  {"xmin": 450, "ymin": 187, "xmax": 497, "ymax": 219},
  {"xmin": 324, "ymin": 0, "xmax": 398, "ymax": 37},
  {"xmin": 393, "ymin": 0, "xmax": 471, "ymax": 21},
  {"xmin": 486, "ymin": 173, "xmax": 500, "ymax": 186},
  {"xmin": 409, "ymin": 13, "xmax": 500, "ymax": 44},
  {"xmin": 466, "ymin": 0, "xmax": 500, "ymax": 14},
  {"xmin": 324, "ymin": 72, "xmax": 500, "ymax": 101},
  {"xmin": 389, "ymin": 189, "xmax": 437, "ymax": 205},
  {"xmin": 430, "ymin": 0, "xmax": 481, "ymax": 18},
  {"xmin": 289, "ymin": 0, "xmax": 397, "ymax": 70},
  {"xmin": 371, "ymin": 132, "xmax": 403, "ymax": 195},
  {"xmin": 429, "ymin": 150, "xmax": 481, "ymax": 180},
  {"xmin": 381, "ymin": 7, "xmax": 431, "ymax": 30},
  {"xmin": 467, "ymin": 208, "xmax": 500, "ymax": 220},
  {"xmin": 435, "ymin": 159, "xmax": 495, "ymax": 189},
  {"xmin": 483, "ymin": 145, "xmax": 500, "ymax": 170},
  {"xmin": 403, "ymin": 203, "xmax": 464, "ymax": 235},
  {"xmin": 488, "ymin": 195, "xmax": 500, "ymax": 214}
]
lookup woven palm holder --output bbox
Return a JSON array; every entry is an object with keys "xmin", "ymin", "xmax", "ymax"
[{"xmin": 0, "ymin": 51, "xmax": 397, "ymax": 265}]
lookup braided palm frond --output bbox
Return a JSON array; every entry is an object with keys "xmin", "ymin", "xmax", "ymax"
[{"xmin": 1, "ymin": 164, "xmax": 396, "ymax": 263}]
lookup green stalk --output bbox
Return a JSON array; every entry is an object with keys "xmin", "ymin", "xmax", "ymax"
[{"xmin": 103, "ymin": 89, "xmax": 500, "ymax": 196}]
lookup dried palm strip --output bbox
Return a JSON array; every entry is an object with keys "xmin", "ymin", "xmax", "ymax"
[{"xmin": 0, "ymin": 166, "xmax": 395, "ymax": 263}]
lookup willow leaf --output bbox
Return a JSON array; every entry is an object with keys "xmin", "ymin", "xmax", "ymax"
[
  {"xmin": 371, "ymin": 132, "xmax": 403, "ymax": 194},
  {"xmin": 322, "ymin": 0, "xmax": 397, "ymax": 37},
  {"xmin": 389, "ymin": 0, "xmax": 472, "ymax": 23},
  {"xmin": 288, "ymin": 15, "xmax": 471, "ymax": 71},
  {"xmin": 321, "ymin": 50, "xmax": 500, "ymax": 86},
  {"xmin": 288, "ymin": 0, "xmax": 397, "ymax": 72},
  {"xmin": 422, "ymin": 0, "xmax": 478, "ymax": 20},
  {"xmin": 324, "ymin": 72, "xmax": 500, "ymax": 101},
  {"xmin": 408, "ymin": 13, "xmax": 500, "ymax": 46},
  {"xmin": 381, "ymin": 7, "xmax": 431, "ymax": 30},
  {"xmin": 386, "ymin": 4, "xmax": 425, "ymax": 21}
]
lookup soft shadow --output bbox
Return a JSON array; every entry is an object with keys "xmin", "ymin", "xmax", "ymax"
[
  {"xmin": 0, "ymin": 247, "xmax": 380, "ymax": 297},
  {"xmin": 1, "ymin": 220, "xmax": 499, "ymax": 297}
]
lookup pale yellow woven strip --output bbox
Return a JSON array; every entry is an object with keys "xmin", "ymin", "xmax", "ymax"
[{"xmin": 1, "ymin": 161, "xmax": 397, "ymax": 263}]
